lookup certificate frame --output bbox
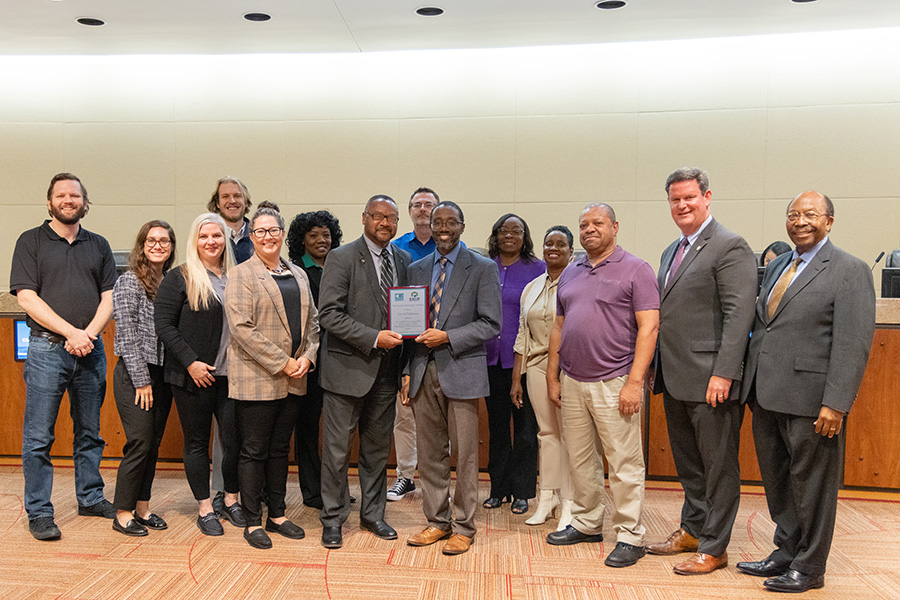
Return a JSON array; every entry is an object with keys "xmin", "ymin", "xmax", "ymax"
[{"xmin": 387, "ymin": 285, "xmax": 430, "ymax": 338}]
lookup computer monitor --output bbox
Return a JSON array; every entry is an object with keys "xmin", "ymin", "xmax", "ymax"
[
  {"xmin": 14, "ymin": 319, "xmax": 29, "ymax": 361},
  {"xmin": 882, "ymin": 268, "xmax": 900, "ymax": 298}
]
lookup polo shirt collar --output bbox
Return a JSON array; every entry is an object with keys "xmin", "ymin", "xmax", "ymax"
[
  {"xmin": 42, "ymin": 219, "xmax": 88, "ymax": 242},
  {"xmin": 576, "ymin": 245, "xmax": 625, "ymax": 268},
  {"xmin": 301, "ymin": 253, "xmax": 322, "ymax": 269}
]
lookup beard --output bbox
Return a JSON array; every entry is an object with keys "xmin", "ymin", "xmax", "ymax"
[{"xmin": 49, "ymin": 202, "xmax": 87, "ymax": 225}]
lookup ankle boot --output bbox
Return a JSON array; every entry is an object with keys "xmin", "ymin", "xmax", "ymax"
[
  {"xmin": 557, "ymin": 499, "xmax": 574, "ymax": 531},
  {"xmin": 525, "ymin": 490, "xmax": 559, "ymax": 525}
]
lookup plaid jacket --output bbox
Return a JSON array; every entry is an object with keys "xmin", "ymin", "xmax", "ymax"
[{"xmin": 113, "ymin": 270, "xmax": 162, "ymax": 388}]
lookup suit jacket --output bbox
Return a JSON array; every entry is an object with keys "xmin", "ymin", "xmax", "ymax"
[
  {"xmin": 407, "ymin": 246, "xmax": 502, "ymax": 400},
  {"xmin": 154, "ymin": 266, "xmax": 225, "ymax": 391},
  {"xmin": 654, "ymin": 218, "xmax": 757, "ymax": 401},
  {"xmin": 318, "ymin": 236, "xmax": 411, "ymax": 397},
  {"xmin": 741, "ymin": 240, "xmax": 875, "ymax": 417},
  {"xmin": 224, "ymin": 253, "xmax": 319, "ymax": 401},
  {"xmin": 512, "ymin": 272, "xmax": 553, "ymax": 367}
]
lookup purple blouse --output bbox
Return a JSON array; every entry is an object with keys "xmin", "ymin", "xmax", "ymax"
[{"xmin": 485, "ymin": 256, "xmax": 546, "ymax": 369}]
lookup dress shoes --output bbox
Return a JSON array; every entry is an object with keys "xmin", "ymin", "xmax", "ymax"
[
  {"xmin": 763, "ymin": 569, "xmax": 825, "ymax": 593},
  {"xmin": 360, "ymin": 519, "xmax": 398, "ymax": 540},
  {"xmin": 244, "ymin": 527, "xmax": 273, "ymax": 549},
  {"xmin": 546, "ymin": 525, "xmax": 604, "ymax": 546},
  {"xmin": 407, "ymin": 526, "xmax": 452, "ymax": 547},
  {"xmin": 605, "ymin": 542, "xmax": 646, "ymax": 568},
  {"xmin": 220, "ymin": 503, "xmax": 247, "ymax": 527},
  {"xmin": 196, "ymin": 512, "xmax": 224, "ymax": 536},
  {"xmin": 265, "ymin": 518, "xmax": 305, "ymax": 539},
  {"xmin": 442, "ymin": 533, "xmax": 474, "ymax": 555},
  {"xmin": 736, "ymin": 558, "xmax": 789, "ymax": 578},
  {"xmin": 322, "ymin": 526, "xmax": 343, "ymax": 549},
  {"xmin": 112, "ymin": 518, "xmax": 148, "ymax": 537},
  {"xmin": 673, "ymin": 552, "xmax": 728, "ymax": 575},
  {"xmin": 134, "ymin": 513, "xmax": 167, "ymax": 530},
  {"xmin": 644, "ymin": 528, "xmax": 699, "ymax": 555}
]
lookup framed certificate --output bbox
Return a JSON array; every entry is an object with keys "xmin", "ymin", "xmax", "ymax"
[{"xmin": 388, "ymin": 286, "xmax": 430, "ymax": 338}]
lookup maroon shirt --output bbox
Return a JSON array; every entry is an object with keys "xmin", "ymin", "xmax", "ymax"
[{"xmin": 557, "ymin": 246, "xmax": 659, "ymax": 382}]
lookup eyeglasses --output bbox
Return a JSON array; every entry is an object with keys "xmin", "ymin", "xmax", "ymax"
[
  {"xmin": 432, "ymin": 219, "xmax": 462, "ymax": 229},
  {"xmin": 786, "ymin": 211, "xmax": 824, "ymax": 223},
  {"xmin": 251, "ymin": 227, "xmax": 284, "ymax": 239},
  {"xmin": 498, "ymin": 228, "xmax": 524, "ymax": 237},
  {"xmin": 411, "ymin": 202, "xmax": 435, "ymax": 210},
  {"xmin": 145, "ymin": 238, "xmax": 171, "ymax": 248},
  {"xmin": 365, "ymin": 212, "xmax": 400, "ymax": 225}
]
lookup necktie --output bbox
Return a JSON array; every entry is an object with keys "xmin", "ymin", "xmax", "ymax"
[
  {"xmin": 767, "ymin": 257, "xmax": 803, "ymax": 319},
  {"xmin": 379, "ymin": 247, "xmax": 393, "ymax": 321},
  {"xmin": 666, "ymin": 238, "xmax": 690, "ymax": 286},
  {"xmin": 429, "ymin": 257, "xmax": 448, "ymax": 327}
]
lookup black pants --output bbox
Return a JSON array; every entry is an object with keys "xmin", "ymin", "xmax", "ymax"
[
  {"xmin": 236, "ymin": 395, "xmax": 301, "ymax": 527},
  {"xmin": 294, "ymin": 369, "xmax": 323, "ymax": 507},
  {"xmin": 113, "ymin": 360, "xmax": 172, "ymax": 511},
  {"xmin": 485, "ymin": 364, "xmax": 538, "ymax": 500},
  {"xmin": 663, "ymin": 391, "xmax": 744, "ymax": 557},
  {"xmin": 172, "ymin": 379, "xmax": 239, "ymax": 501}
]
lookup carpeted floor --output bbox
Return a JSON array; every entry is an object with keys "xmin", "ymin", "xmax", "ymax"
[{"xmin": 0, "ymin": 460, "xmax": 898, "ymax": 600}]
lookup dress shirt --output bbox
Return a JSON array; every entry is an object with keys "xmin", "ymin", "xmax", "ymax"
[
  {"xmin": 766, "ymin": 236, "xmax": 829, "ymax": 303},
  {"xmin": 431, "ymin": 242, "xmax": 462, "ymax": 294},
  {"xmin": 665, "ymin": 214, "xmax": 713, "ymax": 287},
  {"xmin": 363, "ymin": 234, "xmax": 398, "ymax": 286}
]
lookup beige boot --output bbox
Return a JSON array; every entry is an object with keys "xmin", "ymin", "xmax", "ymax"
[
  {"xmin": 525, "ymin": 490, "xmax": 559, "ymax": 525},
  {"xmin": 557, "ymin": 499, "xmax": 574, "ymax": 531}
]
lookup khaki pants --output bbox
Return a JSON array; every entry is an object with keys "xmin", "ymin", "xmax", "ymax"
[{"xmin": 526, "ymin": 360, "xmax": 573, "ymax": 499}]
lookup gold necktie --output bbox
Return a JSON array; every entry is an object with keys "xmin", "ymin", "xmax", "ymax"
[{"xmin": 767, "ymin": 257, "xmax": 802, "ymax": 319}]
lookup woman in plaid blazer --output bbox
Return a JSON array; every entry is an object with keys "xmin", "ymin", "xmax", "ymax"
[{"xmin": 224, "ymin": 202, "xmax": 319, "ymax": 550}]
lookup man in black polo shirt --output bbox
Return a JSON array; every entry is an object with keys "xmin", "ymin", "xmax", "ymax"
[{"xmin": 10, "ymin": 172, "xmax": 118, "ymax": 540}]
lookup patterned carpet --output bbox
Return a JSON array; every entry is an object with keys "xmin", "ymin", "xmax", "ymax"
[{"xmin": 0, "ymin": 461, "xmax": 898, "ymax": 600}]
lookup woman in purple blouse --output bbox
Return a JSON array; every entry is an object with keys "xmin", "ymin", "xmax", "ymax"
[{"xmin": 482, "ymin": 214, "xmax": 546, "ymax": 514}]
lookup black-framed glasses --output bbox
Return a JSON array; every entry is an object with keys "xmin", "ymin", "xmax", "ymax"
[
  {"xmin": 251, "ymin": 227, "xmax": 284, "ymax": 239},
  {"xmin": 364, "ymin": 212, "xmax": 400, "ymax": 225},
  {"xmin": 145, "ymin": 238, "xmax": 171, "ymax": 248}
]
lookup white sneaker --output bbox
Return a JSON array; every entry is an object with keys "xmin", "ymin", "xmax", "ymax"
[{"xmin": 386, "ymin": 477, "xmax": 416, "ymax": 501}]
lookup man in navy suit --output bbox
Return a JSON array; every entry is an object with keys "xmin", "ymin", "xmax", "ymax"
[
  {"xmin": 404, "ymin": 201, "xmax": 501, "ymax": 556},
  {"xmin": 737, "ymin": 191, "xmax": 875, "ymax": 593}
]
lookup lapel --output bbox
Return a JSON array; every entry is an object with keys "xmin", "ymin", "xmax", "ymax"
[
  {"xmin": 354, "ymin": 236, "xmax": 383, "ymax": 301},
  {"xmin": 658, "ymin": 241, "xmax": 676, "ymax": 292},
  {"xmin": 767, "ymin": 240, "xmax": 832, "ymax": 323},
  {"xmin": 521, "ymin": 272, "xmax": 548, "ymax": 317},
  {"xmin": 662, "ymin": 219, "xmax": 716, "ymax": 299},
  {"xmin": 250, "ymin": 254, "xmax": 291, "ymax": 336},
  {"xmin": 437, "ymin": 246, "xmax": 471, "ymax": 327}
]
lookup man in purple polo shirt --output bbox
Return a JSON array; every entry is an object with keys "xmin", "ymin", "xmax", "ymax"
[{"xmin": 545, "ymin": 203, "xmax": 659, "ymax": 569}]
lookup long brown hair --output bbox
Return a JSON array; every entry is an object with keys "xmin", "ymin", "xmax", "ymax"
[{"xmin": 128, "ymin": 220, "xmax": 177, "ymax": 300}]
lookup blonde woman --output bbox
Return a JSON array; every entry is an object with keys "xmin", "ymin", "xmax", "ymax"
[{"xmin": 154, "ymin": 213, "xmax": 245, "ymax": 536}]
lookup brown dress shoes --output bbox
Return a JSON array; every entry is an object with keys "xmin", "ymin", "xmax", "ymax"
[
  {"xmin": 442, "ymin": 533, "xmax": 474, "ymax": 555},
  {"xmin": 644, "ymin": 528, "xmax": 699, "ymax": 555},
  {"xmin": 407, "ymin": 526, "xmax": 452, "ymax": 546},
  {"xmin": 673, "ymin": 552, "xmax": 728, "ymax": 575}
]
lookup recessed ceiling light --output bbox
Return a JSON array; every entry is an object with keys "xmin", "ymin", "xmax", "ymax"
[
  {"xmin": 243, "ymin": 12, "xmax": 271, "ymax": 22},
  {"xmin": 416, "ymin": 7, "xmax": 444, "ymax": 17},
  {"xmin": 791, "ymin": 0, "xmax": 818, "ymax": 3},
  {"xmin": 595, "ymin": 0, "xmax": 626, "ymax": 9},
  {"xmin": 76, "ymin": 17, "xmax": 105, "ymax": 26}
]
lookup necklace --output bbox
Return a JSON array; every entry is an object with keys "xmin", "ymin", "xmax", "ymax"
[{"xmin": 265, "ymin": 260, "xmax": 287, "ymax": 274}]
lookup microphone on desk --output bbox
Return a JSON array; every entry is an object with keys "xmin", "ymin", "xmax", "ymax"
[{"xmin": 871, "ymin": 251, "xmax": 885, "ymax": 272}]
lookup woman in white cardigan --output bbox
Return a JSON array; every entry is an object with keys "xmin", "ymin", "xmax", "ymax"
[{"xmin": 510, "ymin": 226, "xmax": 576, "ymax": 530}]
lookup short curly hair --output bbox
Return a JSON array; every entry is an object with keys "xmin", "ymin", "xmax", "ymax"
[{"xmin": 286, "ymin": 210, "xmax": 343, "ymax": 264}]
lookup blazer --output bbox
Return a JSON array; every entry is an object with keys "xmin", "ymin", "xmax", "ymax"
[
  {"xmin": 512, "ymin": 272, "xmax": 554, "ymax": 369},
  {"xmin": 741, "ymin": 240, "xmax": 876, "ymax": 417},
  {"xmin": 154, "ymin": 266, "xmax": 225, "ymax": 391},
  {"xmin": 653, "ymin": 218, "xmax": 757, "ymax": 401},
  {"xmin": 318, "ymin": 236, "xmax": 412, "ymax": 397},
  {"xmin": 224, "ymin": 253, "xmax": 319, "ymax": 401},
  {"xmin": 407, "ymin": 246, "xmax": 502, "ymax": 400}
]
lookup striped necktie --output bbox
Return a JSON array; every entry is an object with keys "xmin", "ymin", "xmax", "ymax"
[
  {"xmin": 429, "ymin": 257, "xmax": 448, "ymax": 327},
  {"xmin": 379, "ymin": 247, "xmax": 393, "ymax": 321},
  {"xmin": 666, "ymin": 237, "xmax": 690, "ymax": 286},
  {"xmin": 767, "ymin": 257, "xmax": 803, "ymax": 319}
]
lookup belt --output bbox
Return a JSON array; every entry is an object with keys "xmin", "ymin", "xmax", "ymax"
[{"xmin": 31, "ymin": 330, "xmax": 66, "ymax": 344}]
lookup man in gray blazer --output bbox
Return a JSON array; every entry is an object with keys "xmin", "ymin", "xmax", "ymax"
[
  {"xmin": 646, "ymin": 167, "xmax": 757, "ymax": 575},
  {"xmin": 404, "ymin": 201, "xmax": 501, "ymax": 556},
  {"xmin": 736, "ymin": 191, "xmax": 875, "ymax": 593},
  {"xmin": 317, "ymin": 195, "xmax": 412, "ymax": 549}
]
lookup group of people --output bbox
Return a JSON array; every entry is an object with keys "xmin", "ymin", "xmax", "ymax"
[{"xmin": 10, "ymin": 167, "xmax": 875, "ymax": 593}]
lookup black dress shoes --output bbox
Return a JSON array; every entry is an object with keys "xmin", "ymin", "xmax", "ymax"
[
  {"xmin": 134, "ymin": 513, "xmax": 167, "ymax": 530},
  {"xmin": 736, "ymin": 558, "xmax": 789, "ymax": 578},
  {"xmin": 546, "ymin": 525, "xmax": 604, "ymax": 546},
  {"xmin": 763, "ymin": 569, "xmax": 825, "ymax": 593},
  {"xmin": 244, "ymin": 527, "xmax": 273, "ymax": 549},
  {"xmin": 360, "ymin": 519, "xmax": 398, "ymax": 540},
  {"xmin": 220, "ymin": 503, "xmax": 247, "ymax": 527},
  {"xmin": 322, "ymin": 526, "xmax": 343, "ymax": 549},
  {"xmin": 113, "ymin": 518, "xmax": 149, "ymax": 537},
  {"xmin": 265, "ymin": 518, "xmax": 305, "ymax": 539}
]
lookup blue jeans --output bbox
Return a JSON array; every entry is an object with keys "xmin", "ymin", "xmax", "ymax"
[{"xmin": 22, "ymin": 335, "xmax": 108, "ymax": 519}]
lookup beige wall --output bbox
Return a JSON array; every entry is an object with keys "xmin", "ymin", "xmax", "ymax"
[{"xmin": 3, "ymin": 27, "xmax": 899, "ymax": 291}]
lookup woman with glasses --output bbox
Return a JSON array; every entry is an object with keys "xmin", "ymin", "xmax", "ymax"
[
  {"xmin": 482, "ymin": 214, "xmax": 546, "ymax": 515},
  {"xmin": 155, "ymin": 213, "xmax": 244, "ymax": 537},
  {"xmin": 225, "ymin": 201, "xmax": 319, "ymax": 549},
  {"xmin": 111, "ymin": 221, "xmax": 176, "ymax": 536}
]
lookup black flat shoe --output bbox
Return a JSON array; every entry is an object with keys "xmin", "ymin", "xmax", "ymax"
[
  {"xmin": 482, "ymin": 495, "xmax": 510, "ymax": 509},
  {"xmin": 244, "ymin": 527, "xmax": 273, "ymax": 549},
  {"xmin": 265, "ymin": 518, "xmax": 305, "ymax": 539},
  {"xmin": 511, "ymin": 498, "xmax": 529, "ymax": 514},
  {"xmin": 763, "ymin": 569, "xmax": 825, "ymax": 593},
  {"xmin": 546, "ymin": 525, "xmax": 604, "ymax": 546},
  {"xmin": 220, "ymin": 503, "xmax": 247, "ymax": 527},
  {"xmin": 196, "ymin": 512, "xmax": 224, "ymax": 536},
  {"xmin": 134, "ymin": 513, "xmax": 167, "ymax": 530},
  {"xmin": 322, "ymin": 526, "xmax": 343, "ymax": 549},
  {"xmin": 113, "ymin": 518, "xmax": 148, "ymax": 537},
  {"xmin": 360, "ymin": 519, "xmax": 398, "ymax": 540},
  {"xmin": 736, "ymin": 558, "xmax": 789, "ymax": 578}
]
